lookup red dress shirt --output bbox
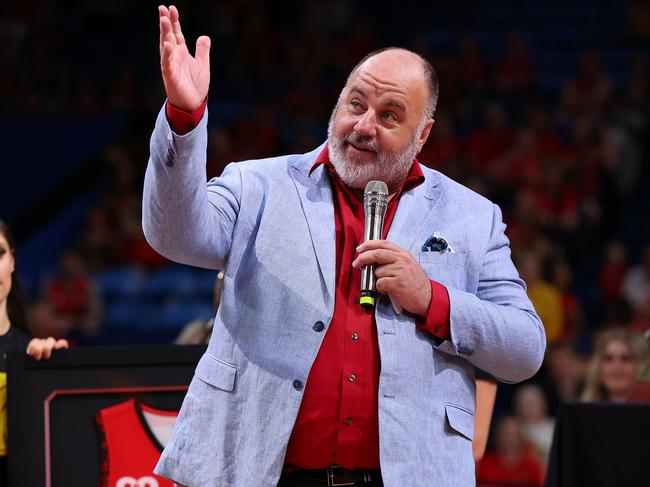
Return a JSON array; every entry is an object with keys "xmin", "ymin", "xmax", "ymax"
[{"xmin": 165, "ymin": 101, "xmax": 451, "ymax": 470}]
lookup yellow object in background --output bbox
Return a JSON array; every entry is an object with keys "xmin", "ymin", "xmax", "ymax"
[{"xmin": 0, "ymin": 372, "xmax": 7, "ymax": 456}]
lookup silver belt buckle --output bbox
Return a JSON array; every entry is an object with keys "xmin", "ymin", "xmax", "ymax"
[{"xmin": 327, "ymin": 465, "xmax": 356, "ymax": 486}]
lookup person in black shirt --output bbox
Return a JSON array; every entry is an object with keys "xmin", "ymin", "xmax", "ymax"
[{"xmin": 0, "ymin": 220, "xmax": 69, "ymax": 486}]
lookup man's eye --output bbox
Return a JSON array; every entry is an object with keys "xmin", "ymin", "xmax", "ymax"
[{"xmin": 382, "ymin": 111, "xmax": 397, "ymax": 121}]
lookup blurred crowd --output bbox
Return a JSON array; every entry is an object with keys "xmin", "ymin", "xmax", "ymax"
[{"xmin": 2, "ymin": 1, "xmax": 650, "ymax": 485}]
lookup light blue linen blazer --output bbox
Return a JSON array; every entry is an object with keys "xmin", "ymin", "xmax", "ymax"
[{"xmin": 142, "ymin": 106, "xmax": 546, "ymax": 487}]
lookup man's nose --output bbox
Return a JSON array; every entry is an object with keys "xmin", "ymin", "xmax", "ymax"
[{"xmin": 354, "ymin": 110, "xmax": 377, "ymax": 138}]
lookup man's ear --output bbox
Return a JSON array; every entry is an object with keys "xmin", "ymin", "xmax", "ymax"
[{"xmin": 417, "ymin": 118, "xmax": 435, "ymax": 153}]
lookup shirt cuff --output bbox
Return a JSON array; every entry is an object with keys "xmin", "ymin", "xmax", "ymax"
[
  {"xmin": 165, "ymin": 99, "xmax": 207, "ymax": 135},
  {"xmin": 416, "ymin": 280, "xmax": 451, "ymax": 340}
]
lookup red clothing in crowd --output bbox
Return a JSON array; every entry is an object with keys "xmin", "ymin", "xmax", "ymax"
[
  {"xmin": 166, "ymin": 101, "xmax": 451, "ymax": 470},
  {"xmin": 477, "ymin": 450, "xmax": 545, "ymax": 487},
  {"xmin": 598, "ymin": 262, "xmax": 628, "ymax": 303},
  {"xmin": 464, "ymin": 128, "xmax": 514, "ymax": 172},
  {"xmin": 46, "ymin": 277, "xmax": 92, "ymax": 316}
]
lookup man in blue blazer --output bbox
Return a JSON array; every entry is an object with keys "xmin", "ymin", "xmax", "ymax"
[{"xmin": 144, "ymin": 5, "xmax": 546, "ymax": 487}]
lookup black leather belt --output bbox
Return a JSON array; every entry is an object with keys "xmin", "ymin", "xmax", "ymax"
[{"xmin": 281, "ymin": 466, "xmax": 383, "ymax": 486}]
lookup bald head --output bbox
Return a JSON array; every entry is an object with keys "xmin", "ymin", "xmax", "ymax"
[{"xmin": 345, "ymin": 47, "xmax": 439, "ymax": 120}]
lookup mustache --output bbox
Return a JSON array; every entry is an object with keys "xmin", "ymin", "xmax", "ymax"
[{"xmin": 344, "ymin": 132, "xmax": 379, "ymax": 152}]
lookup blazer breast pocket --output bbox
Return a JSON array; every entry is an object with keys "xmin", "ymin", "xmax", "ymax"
[
  {"xmin": 418, "ymin": 251, "xmax": 467, "ymax": 267},
  {"xmin": 195, "ymin": 352, "xmax": 237, "ymax": 392}
]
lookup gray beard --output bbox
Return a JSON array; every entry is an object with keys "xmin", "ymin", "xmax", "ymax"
[{"xmin": 327, "ymin": 109, "xmax": 424, "ymax": 190}]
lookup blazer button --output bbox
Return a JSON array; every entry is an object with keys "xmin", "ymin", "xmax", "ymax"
[
  {"xmin": 312, "ymin": 321, "xmax": 325, "ymax": 332},
  {"xmin": 292, "ymin": 380, "xmax": 303, "ymax": 391}
]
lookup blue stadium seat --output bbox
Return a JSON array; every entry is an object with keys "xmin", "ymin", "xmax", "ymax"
[{"xmin": 97, "ymin": 266, "xmax": 144, "ymax": 299}]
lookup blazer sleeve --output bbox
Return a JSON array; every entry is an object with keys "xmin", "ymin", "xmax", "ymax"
[
  {"xmin": 434, "ymin": 204, "xmax": 546, "ymax": 383},
  {"xmin": 142, "ymin": 104, "xmax": 242, "ymax": 270}
]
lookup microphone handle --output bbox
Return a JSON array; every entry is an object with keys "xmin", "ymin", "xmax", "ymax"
[{"xmin": 360, "ymin": 207, "xmax": 385, "ymax": 307}]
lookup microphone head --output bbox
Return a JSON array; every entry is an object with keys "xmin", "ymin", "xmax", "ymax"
[
  {"xmin": 364, "ymin": 180, "xmax": 388, "ymax": 204},
  {"xmin": 364, "ymin": 180, "xmax": 389, "ymax": 196}
]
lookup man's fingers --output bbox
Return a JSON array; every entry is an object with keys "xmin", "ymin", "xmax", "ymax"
[
  {"xmin": 161, "ymin": 41, "xmax": 174, "ymax": 74},
  {"xmin": 54, "ymin": 339, "xmax": 69, "ymax": 350},
  {"xmin": 353, "ymin": 248, "xmax": 399, "ymax": 268},
  {"xmin": 159, "ymin": 6, "xmax": 169, "ymax": 55},
  {"xmin": 160, "ymin": 15, "xmax": 175, "ymax": 56},
  {"xmin": 357, "ymin": 239, "xmax": 404, "ymax": 253},
  {"xmin": 195, "ymin": 36, "xmax": 211, "ymax": 66},
  {"xmin": 376, "ymin": 276, "xmax": 398, "ymax": 294},
  {"xmin": 169, "ymin": 5, "xmax": 186, "ymax": 46},
  {"xmin": 374, "ymin": 264, "xmax": 399, "ymax": 279}
]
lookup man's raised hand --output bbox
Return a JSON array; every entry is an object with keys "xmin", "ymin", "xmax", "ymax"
[{"xmin": 159, "ymin": 5, "xmax": 210, "ymax": 112}]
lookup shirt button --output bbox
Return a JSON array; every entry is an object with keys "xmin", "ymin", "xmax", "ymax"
[
  {"xmin": 348, "ymin": 374, "xmax": 356, "ymax": 382},
  {"xmin": 292, "ymin": 380, "xmax": 303, "ymax": 391},
  {"xmin": 351, "ymin": 332, "xmax": 359, "ymax": 340},
  {"xmin": 313, "ymin": 321, "xmax": 325, "ymax": 332},
  {"xmin": 344, "ymin": 417, "xmax": 353, "ymax": 425}
]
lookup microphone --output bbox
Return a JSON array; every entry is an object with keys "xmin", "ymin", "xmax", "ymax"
[{"xmin": 360, "ymin": 180, "xmax": 388, "ymax": 308}]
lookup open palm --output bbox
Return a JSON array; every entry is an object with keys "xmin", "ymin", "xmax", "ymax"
[{"xmin": 159, "ymin": 5, "xmax": 210, "ymax": 112}]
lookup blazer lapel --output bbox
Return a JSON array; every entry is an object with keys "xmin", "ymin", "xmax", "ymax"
[
  {"xmin": 288, "ymin": 152, "xmax": 336, "ymax": 303},
  {"xmin": 387, "ymin": 169, "xmax": 443, "ymax": 252}
]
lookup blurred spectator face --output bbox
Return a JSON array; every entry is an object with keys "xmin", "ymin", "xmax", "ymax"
[
  {"xmin": 27, "ymin": 299, "xmax": 70, "ymax": 338},
  {"xmin": 600, "ymin": 339, "xmax": 639, "ymax": 399},
  {"xmin": 553, "ymin": 260, "xmax": 573, "ymax": 291},
  {"xmin": 606, "ymin": 241, "xmax": 627, "ymax": 265},
  {"xmin": 60, "ymin": 252, "xmax": 86, "ymax": 279},
  {"xmin": 328, "ymin": 50, "xmax": 432, "ymax": 190},
  {"xmin": 514, "ymin": 189, "xmax": 538, "ymax": 221},
  {"xmin": 518, "ymin": 251, "xmax": 542, "ymax": 286},
  {"xmin": 548, "ymin": 344, "xmax": 584, "ymax": 400},
  {"xmin": 515, "ymin": 385, "xmax": 548, "ymax": 423},
  {"xmin": 515, "ymin": 128, "xmax": 536, "ymax": 151},
  {"xmin": 495, "ymin": 416, "xmax": 525, "ymax": 456},
  {"xmin": 0, "ymin": 232, "xmax": 15, "ymax": 304},
  {"xmin": 484, "ymin": 102, "xmax": 508, "ymax": 129}
]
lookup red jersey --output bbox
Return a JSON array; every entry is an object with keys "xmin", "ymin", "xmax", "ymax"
[{"xmin": 97, "ymin": 399, "xmax": 178, "ymax": 487}]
